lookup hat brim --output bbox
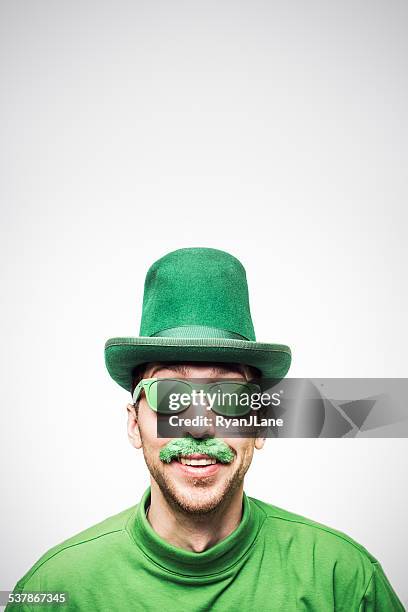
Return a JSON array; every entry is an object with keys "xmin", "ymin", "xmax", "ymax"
[{"xmin": 105, "ymin": 337, "xmax": 292, "ymax": 392}]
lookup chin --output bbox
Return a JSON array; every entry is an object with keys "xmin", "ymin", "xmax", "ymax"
[
  {"xmin": 170, "ymin": 484, "xmax": 227, "ymax": 515},
  {"xmin": 152, "ymin": 465, "xmax": 243, "ymax": 516}
]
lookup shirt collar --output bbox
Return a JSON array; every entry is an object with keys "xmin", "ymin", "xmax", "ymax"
[{"xmin": 127, "ymin": 486, "xmax": 263, "ymax": 577}]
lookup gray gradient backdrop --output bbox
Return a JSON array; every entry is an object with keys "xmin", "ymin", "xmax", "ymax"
[{"xmin": 1, "ymin": 0, "xmax": 407, "ymax": 605}]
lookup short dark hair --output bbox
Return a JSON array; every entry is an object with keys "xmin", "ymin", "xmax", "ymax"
[{"xmin": 130, "ymin": 363, "xmax": 149, "ymax": 396}]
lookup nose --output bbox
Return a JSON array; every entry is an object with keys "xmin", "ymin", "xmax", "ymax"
[{"xmin": 180, "ymin": 395, "xmax": 216, "ymax": 439}]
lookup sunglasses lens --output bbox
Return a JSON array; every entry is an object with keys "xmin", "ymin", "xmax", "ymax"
[
  {"xmin": 210, "ymin": 382, "xmax": 260, "ymax": 417},
  {"xmin": 153, "ymin": 379, "xmax": 192, "ymax": 414}
]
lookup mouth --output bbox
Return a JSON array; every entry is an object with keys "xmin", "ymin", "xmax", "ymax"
[
  {"xmin": 172, "ymin": 453, "xmax": 224, "ymax": 477},
  {"xmin": 178, "ymin": 453, "xmax": 218, "ymax": 466}
]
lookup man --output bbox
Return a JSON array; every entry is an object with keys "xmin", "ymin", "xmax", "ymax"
[{"xmin": 7, "ymin": 248, "xmax": 404, "ymax": 611}]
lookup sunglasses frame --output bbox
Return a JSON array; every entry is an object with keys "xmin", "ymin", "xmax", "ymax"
[{"xmin": 132, "ymin": 377, "xmax": 262, "ymax": 416}]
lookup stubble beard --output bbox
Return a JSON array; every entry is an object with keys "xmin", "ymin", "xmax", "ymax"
[{"xmin": 142, "ymin": 447, "xmax": 251, "ymax": 516}]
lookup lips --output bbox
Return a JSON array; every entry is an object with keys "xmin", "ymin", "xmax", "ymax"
[{"xmin": 172, "ymin": 453, "xmax": 224, "ymax": 477}]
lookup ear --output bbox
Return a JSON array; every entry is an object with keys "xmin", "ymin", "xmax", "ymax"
[
  {"xmin": 127, "ymin": 403, "xmax": 142, "ymax": 449},
  {"xmin": 254, "ymin": 436, "xmax": 266, "ymax": 451}
]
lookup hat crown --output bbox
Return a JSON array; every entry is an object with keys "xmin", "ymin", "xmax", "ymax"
[{"xmin": 139, "ymin": 248, "xmax": 256, "ymax": 341}]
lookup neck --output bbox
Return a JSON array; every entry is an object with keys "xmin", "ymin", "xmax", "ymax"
[{"xmin": 147, "ymin": 479, "xmax": 244, "ymax": 552}]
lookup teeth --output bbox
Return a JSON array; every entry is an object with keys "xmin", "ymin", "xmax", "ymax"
[{"xmin": 179, "ymin": 457, "xmax": 217, "ymax": 466}]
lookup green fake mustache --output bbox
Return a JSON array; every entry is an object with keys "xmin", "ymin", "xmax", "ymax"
[{"xmin": 159, "ymin": 437, "xmax": 234, "ymax": 464}]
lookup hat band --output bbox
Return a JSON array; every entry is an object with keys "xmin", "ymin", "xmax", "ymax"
[{"xmin": 150, "ymin": 326, "xmax": 250, "ymax": 341}]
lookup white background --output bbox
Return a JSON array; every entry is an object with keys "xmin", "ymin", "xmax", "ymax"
[{"xmin": 1, "ymin": 0, "xmax": 407, "ymax": 605}]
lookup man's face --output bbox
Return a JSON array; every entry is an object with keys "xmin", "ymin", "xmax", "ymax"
[{"xmin": 127, "ymin": 362, "xmax": 265, "ymax": 514}]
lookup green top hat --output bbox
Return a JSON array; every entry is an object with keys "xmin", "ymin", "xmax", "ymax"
[{"xmin": 105, "ymin": 247, "xmax": 291, "ymax": 391}]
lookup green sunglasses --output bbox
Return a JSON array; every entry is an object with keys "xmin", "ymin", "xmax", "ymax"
[{"xmin": 132, "ymin": 378, "xmax": 262, "ymax": 417}]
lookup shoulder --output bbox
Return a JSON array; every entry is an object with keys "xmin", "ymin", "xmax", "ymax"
[
  {"xmin": 250, "ymin": 495, "xmax": 377, "ymax": 572},
  {"xmin": 14, "ymin": 505, "xmax": 138, "ymax": 591},
  {"xmin": 249, "ymin": 496, "xmax": 404, "ymax": 609}
]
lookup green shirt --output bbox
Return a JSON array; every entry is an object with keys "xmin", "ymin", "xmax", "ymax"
[{"xmin": 7, "ymin": 487, "xmax": 404, "ymax": 611}]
